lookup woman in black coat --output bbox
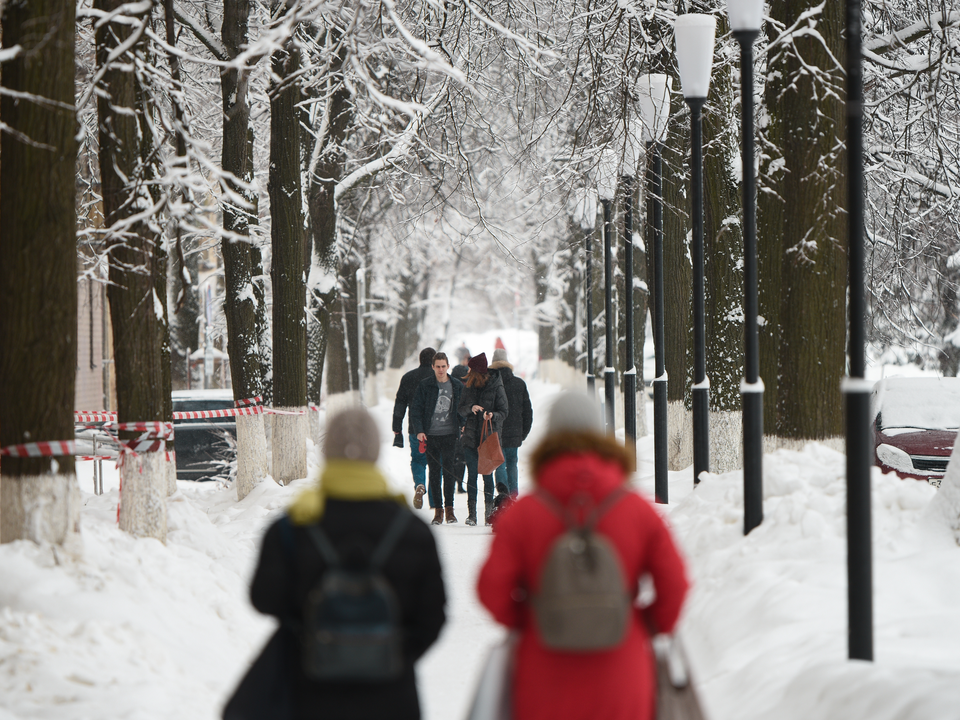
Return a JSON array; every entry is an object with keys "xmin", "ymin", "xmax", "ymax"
[
  {"xmin": 457, "ymin": 353, "xmax": 509, "ymax": 526},
  {"xmin": 227, "ymin": 408, "xmax": 446, "ymax": 720}
]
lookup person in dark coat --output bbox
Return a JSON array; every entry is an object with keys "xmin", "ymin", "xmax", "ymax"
[
  {"xmin": 489, "ymin": 347, "xmax": 532, "ymax": 498},
  {"xmin": 409, "ymin": 352, "xmax": 464, "ymax": 525},
  {"xmin": 242, "ymin": 407, "xmax": 446, "ymax": 720},
  {"xmin": 392, "ymin": 347, "xmax": 436, "ymax": 506},
  {"xmin": 457, "ymin": 353, "xmax": 509, "ymax": 526},
  {"xmin": 450, "ymin": 345, "xmax": 470, "ymax": 494},
  {"xmin": 477, "ymin": 393, "xmax": 688, "ymax": 720}
]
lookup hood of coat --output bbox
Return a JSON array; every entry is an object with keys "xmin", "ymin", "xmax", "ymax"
[
  {"xmin": 489, "ymin": 359, "xmax": 514, "ymax": 373},
  {"xmin": 530, "ymin": 430, "xmax": 632, "ymax": 505}
]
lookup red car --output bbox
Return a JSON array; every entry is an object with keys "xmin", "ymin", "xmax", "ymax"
[{"xmin": 872, "ymin": 376, "xmax": 960, "ymax": 487}]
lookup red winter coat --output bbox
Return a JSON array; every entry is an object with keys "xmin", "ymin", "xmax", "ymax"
[{"xmin": 477, "ymin": 431, "xmax": 689, "ymax": 720}]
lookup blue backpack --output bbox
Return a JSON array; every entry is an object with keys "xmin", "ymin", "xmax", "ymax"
[{"xmin": 302, "ymin": 510, "xmax": 411, "ymax": 682}]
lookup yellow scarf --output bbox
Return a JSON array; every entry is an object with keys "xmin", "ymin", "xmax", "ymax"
[{"xmin": 287, "ymin": 459, "xmax": 407, "ymax": 525}]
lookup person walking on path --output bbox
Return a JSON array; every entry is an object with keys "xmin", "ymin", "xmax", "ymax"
[
  {"xmin": 450, "ymin": 345, "xmax": 470, "ymax": 494},
  {"xmin": 410, "ymin": 352, "xmax": 464, "ymax": 525},
  {"xmin": 392, "ymin": 347, "xmax": 436, "ymax": 506},
  {"xmin": 241, "ymin": 407, "xmax": 446, "ymax": 720},
  {"xmin": 489, "ymin": 348, "xmax": 532, "ymax": 498},
  {"xmin": 458, "ymin": 353, "xmax": 508, "ymax": 526},
  {"xmin": 476, "ymin": 392, "xmax": 689, "ymax": 720}
]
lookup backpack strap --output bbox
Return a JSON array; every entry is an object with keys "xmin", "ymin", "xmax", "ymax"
[
  {"xmin": 305, "ymin": 523, "xmax": 341, "ymax": 567},
  {"xmin": 537, "ymin": 485, "xmax": 628, "ymax": 531},
  {"xmin": 369, "ymin": 509, "xmax": 412, "ymax": 570},
  {"xmin": 305, "ymin": 508, "xmax": 411, "ymax": 570}
]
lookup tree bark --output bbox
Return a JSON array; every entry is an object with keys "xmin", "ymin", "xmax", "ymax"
[
  {"xmin": 95, "ymin": 0, "xmax": 168, "ymax": 540},
  {"xmin": 0, "ymin": 0, "xmax": 81, "ymax": 544},
  {"xmin": 662, "ymin": 94, "xmax": 693, "ymax": 470},
  {"xmin": 269, "ymin": 18, "xmax": 308, "ymax": 483},
  {"xmin": 769, "ymin": 0, "xmax": 848, "ymax": 442},
  {"xmin": 307, "ymin": 38, "xmax": 352, "ymax": 406},
  {"xmin": 221, "ymin": 0, "xmax": 267, "ymax": 498}
]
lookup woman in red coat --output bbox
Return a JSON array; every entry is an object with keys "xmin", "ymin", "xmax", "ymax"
[{"xmin": 477, "ymin": 392, "xmax": 689, "ymax": 720}]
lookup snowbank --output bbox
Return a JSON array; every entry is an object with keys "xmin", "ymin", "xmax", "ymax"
[{"xmin": 2, "ymin": 384, "xmax": 960, "ymax": 719}]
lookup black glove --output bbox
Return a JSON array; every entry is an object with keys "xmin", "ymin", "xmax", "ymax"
[{"xmin": 393, "ymin": 433, "xmax": 404, "ymax": 449}]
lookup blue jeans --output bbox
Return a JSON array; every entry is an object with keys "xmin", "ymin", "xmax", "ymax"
[
  {"xmin": 464, "ymin": 446, "xmax": 495, "ymax": 517},
  {"xmin": 409, "ymin": 433, "xmax": 430, "ymax": 506},
  {"xmin": 494, "ymin": 446, "xmax": 519, "ymax": 497}
]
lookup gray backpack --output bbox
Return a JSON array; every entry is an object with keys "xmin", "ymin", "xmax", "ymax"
[{"xmin": 532, "ymin": 487, "xmax": 630, "ymax": 652}]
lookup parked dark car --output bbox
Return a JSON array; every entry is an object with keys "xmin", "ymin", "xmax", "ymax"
[
  {"xmin": 872, "ymin": 377, "xmax": 960, "ymax": 487},
  {"xmin": 172, "ymin": 389, "xmax": 237, "ymax": 481}
]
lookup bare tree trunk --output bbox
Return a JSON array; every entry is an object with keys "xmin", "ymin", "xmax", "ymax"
[
  {"xmin": 769, "ymin": 0, "xmax": 848, "ymax": 443},
  {"xmin": 0, "ymin": 0, "xmax": 81, "ymax": 544},
  {"xmin": 269, "ymin": 14, "xmax": 307, "ymax": 483},
  {"xmin": 306, "ymin": 38, "xmax": 352, "ymax": 408},
  {"xmin": 95, "ymin": 0, "xmax": 168, "ymax": 540},
  {"xmin": 702, "ymin": 16, "xmax": 745, "ymax": 472},
  {"xmin": 662, "ymin": 96, "xmax": 693, "ymax": 470},
  {"xmin": 221, "ymin": 0, "xmax": 266, "ymax": 498}
]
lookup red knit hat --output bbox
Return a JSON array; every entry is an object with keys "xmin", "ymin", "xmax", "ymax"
[{"xmin": 467, "ymin": 352, "xmax": 488, "ymax": 374}]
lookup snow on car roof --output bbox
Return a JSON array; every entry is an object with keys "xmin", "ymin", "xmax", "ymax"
[{"xmin": 873, "ymin": 376, "xmax": 960, "ymax": 430}]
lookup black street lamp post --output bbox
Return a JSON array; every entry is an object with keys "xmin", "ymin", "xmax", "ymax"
[
  {"xmin": 638, "ymin": 74, "xmax": 672, "ymax": 504},
  {"xmin": 598, "ymin": 150, "xmax": 619, "ymax": 435},
  {"xmin": 844, "ymin": 0, "xmax": 873, "ymax": 663},
  {"xmin": 675, "ymin": 14, "xmax": 716, "ymax": 485},
  {"xmin": 622, "ymin": 169, "xmax": 638, "ymax": 449},
  {"xmin": 727, "ymin": 0, "xmax": 764, "ymax": 534},
  {"xmin": 578, "ymin": 190, "xmax": 598, "ymax": 398}
]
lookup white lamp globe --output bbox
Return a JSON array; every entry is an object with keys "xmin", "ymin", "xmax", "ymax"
[
  {"xmin": 637, "ymin": 74, "xmax": 672, "ymax": 143},
  {"xmin": 726, "ymin": 0, "xmax": 764, "ymax": 32},
  {"xmin": 574, "ymin": 188, "xmax": 598, "ymax": 231},
  {"xmin": 596, "ymin": 147, "xmax": 620, "ymax": 201},
  {"xmin": 674, "ymin": 14, "xmax": 716, "ymax": 99}
]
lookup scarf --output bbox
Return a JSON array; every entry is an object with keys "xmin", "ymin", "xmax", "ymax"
[{"xmin": 287, "ymin": 459, "xmax": 406, "ymax": 525}]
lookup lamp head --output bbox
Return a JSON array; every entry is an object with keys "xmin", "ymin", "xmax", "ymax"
[
  {"xmin": 637, "ymin": 74, "xmax": 672, "ymax": 143},
  {"xmin": 574, "ymin": 188, "xmax": 598, "ymax": 231},
  {"xmin": 726, "ymin": 0, "xmax": 764, "ymax": 32},
  {"xmin": 674, "ymin": 14, "xmax": 716, "ymax": 100},
  {"xmin": 596, "ymin": 147, "xmax": 620, "ymax": 201}
]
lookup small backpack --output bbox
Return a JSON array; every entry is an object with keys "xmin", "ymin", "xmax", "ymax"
[
  {"xmin": 302, "ymin": 509, "xmax": 410, "ymax": 682},
  {"xmin": 532, "ymin": 487, "xmax": 630, "ymax": 652}
]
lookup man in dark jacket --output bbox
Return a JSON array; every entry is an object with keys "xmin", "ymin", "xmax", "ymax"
[
  {"xmin": 239, "ymin": 408, "xmax": 446, "ymax": 720},
  {"xmin": 449, "ymin": 345, "xmax": 470, "ymax": 493},
  {"xmin": 458, "ymin": 353, "xmax": 509, "ymax": 526},
  {"xmin": 392, "ymin": 347, "xmax": 436, "ymax": 505},
  {"xmin": 489, "ymin": 348, "xmax": 532, "ymax": 498},
  {"xmin": 410, "ymin": 352, "xmax": 464, "ymax": 525}
]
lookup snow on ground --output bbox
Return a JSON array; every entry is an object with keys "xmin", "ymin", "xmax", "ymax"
[{"xmin": 3, "ymin": 380, "xmax": 960, "ymax": 719}]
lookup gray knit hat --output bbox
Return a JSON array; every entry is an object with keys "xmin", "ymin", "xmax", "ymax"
[
  {"xmin": 323, "ymin": 407, "xmax": 380, "ymax": 463},
  {"xmin": 546, "ymin": 392, "xmax": 603, "ymax": 434},
  {"xmin": 492, "ymin": 348, "xmax": 509, "ymax": 364}
]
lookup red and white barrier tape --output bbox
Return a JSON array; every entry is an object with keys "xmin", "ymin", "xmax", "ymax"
[
  {"xmin": 1, "ymin": 440, "xmax": 76, "ymax": 458},
  {"xmin": 172, "ymin": 406, "xmax": 263, "ymax": 419},
  {"xmin": 74, "ymin": 398, "xmax": 319, "ymax": 424},
  {"xmin": 75, "ymin": 412, "xmax": 117, "ymax": 422}
]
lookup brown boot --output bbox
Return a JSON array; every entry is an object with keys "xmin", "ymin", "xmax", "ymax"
[
  {"xmin": 445, "ymin": 507, "xmax": 458, "ymax": 524},
  {"xmin": 431, "ymin": 508, "xmax": 443, "ymax": 525}
]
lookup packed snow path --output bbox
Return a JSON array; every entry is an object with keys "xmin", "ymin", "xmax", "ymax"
[{"xmin": 2, "ymin": 382, "xmax": 960, "ymax": 719}]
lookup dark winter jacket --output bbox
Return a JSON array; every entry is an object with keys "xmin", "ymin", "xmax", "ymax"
[
  {"xmin": 489, "ymin": 362, "xmax": 532, "ymax": 448},
  {"xmin": 409, "ymin": 375, "xmax": 464, "ymax": 437},
  {"xmin": 392, "ymin": 362, "xmax": 436, "ymax": 434},
  {"xmin": 458, "ymin": 370, "xmax": 509, "ymax": 449},
  {"xmin": 478, "ymin": 431, "xmax": 689, "ymax": 720},
  {"xmin": 248, "ymin": 500, "xmax": 446, "ymax": 720}
]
